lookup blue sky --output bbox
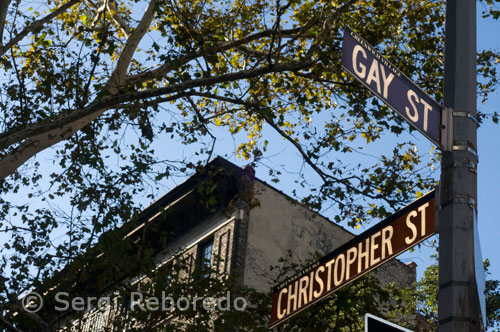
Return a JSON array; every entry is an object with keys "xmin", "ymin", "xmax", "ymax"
[{"xmin": 476, "ymin": 4, "xmax": 500, "ymax": 283}]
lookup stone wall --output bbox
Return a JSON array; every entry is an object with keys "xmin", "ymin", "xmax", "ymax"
[{"xmin": 241, "ymin": 180, "xmax": 416, "ymax": 293}]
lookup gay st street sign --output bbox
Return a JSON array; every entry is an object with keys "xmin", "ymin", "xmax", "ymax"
[
  {"xmin": 341, "ymin": 27, "xmax": 442, "ymax": 147},
  {"xmin": 269, "ymin": 191, "xmax": 436, "ymax": 328}
]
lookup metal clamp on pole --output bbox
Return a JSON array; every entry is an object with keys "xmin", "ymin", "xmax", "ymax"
[
  {"xmin": 449, "ymin": 110, "xmax": 479, "ymax": 157},
  {"xmin": 453, "ymin": 111, "xmax": 479, "ymax": 126},
  {"xmin": 441, "ymin": 195, "xmax": 476, "ymax": 210},
  {"xmin": 454, "ymin": 161, "xmax": 477, "ymax": 174},
  {"xmin": 456, "ymin": 196, "xmax": 476, "ymax": 210},
  {"xmin": 452, "ymin": 140, "xmax": 478, "ymax": 158},
  {"xmin": 436, "ymin": 185, "xmax": 477, "ymax": 233}
]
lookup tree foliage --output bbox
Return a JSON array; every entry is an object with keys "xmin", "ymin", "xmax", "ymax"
[
  {"xmin": 0, "ymin": 0, "xmax": 499, "ymax": 330},
  {"xmin": 388, "ymin": 255, "xmax": 500, "ymax": 332}
]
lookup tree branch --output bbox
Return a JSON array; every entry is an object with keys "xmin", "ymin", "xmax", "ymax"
[
  {"xmin": 186, "ymin": 97, "xmax": 217, "ymax": 163},
  {"xmin": 125, "ymin": 25, "xmax": 314, "ymax": 86},
  {"xmin": 0, "ymin": 302, "xmax": 50, "ymax": 332},
  {"xmin": 0, "ymin": 0, "xmax": 11, "ymax": 46},
  {"xmin": 106, "ymin": 1, "xmax": 132, "ymax": 38},
  {"xmin": 0, "ymin": 316, "xmax": 25, "ymax": 332},
  {"xmin": 106, "ymin": 0, "xmax": 157, "ymax": 92},
  {"xmin": 0, "ymin": 59, "xmax": 311, "ymax": 148},
  {"xmin": 0, "ymin": 59, "xmax": 312, "ymax": 180},
  {"xmin": 88, "ymin": 0, "xmax": 132, "ymax": 38},
  {"xmin": 124, "ymin": 0, "xmax": 352, "ymax": 86},
  {"xmin": 0, "ymin": 0, "xmax": 80, "ymax": 57},
  {"xmin": 0, "ymin": 0, "xmax": 355, "ymax": 180},
  {"xmin": 0, "ymin": 0, "xmax": 159, "ymax": 180},
  {"xmin": 183, "ymin": 91, "xmax": 393, "ymax": 203}
]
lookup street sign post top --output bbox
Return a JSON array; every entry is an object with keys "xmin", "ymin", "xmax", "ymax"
[{"xmin": 365, "ymin": 313, "xmax": 413, "ymax": 332}]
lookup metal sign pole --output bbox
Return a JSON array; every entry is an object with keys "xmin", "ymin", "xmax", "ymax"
[{"xmin": 439, "ymin": 0, "xmax": 481, "ymax": 331}]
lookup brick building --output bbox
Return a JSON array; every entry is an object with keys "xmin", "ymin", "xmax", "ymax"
[
  {"xmin": 139, "ymin": 157, "xmax": 416, "ymax": 293},
  {"xmin": 35, "ymin": 157, "xmax": 416, "ymax": 331}
]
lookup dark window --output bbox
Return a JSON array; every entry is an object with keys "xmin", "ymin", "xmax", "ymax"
[
  {"xmin": 165, "ymin": 266, "xmax": 173, "ymax": 289},
  {"xmin": 159, "ymin": 260, "xmax": 176, "ymax": 291},
  {"xmin": 199, "ymin": 238, "xmax": 214, "ymax": 276}
]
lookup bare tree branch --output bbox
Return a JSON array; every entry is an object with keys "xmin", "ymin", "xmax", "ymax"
[
  {"xmin": 107, "ymin": 0, "xmax": 158, "ymax": 92},
  {"xmin": 183, "ymin": 91, "xmax": 396, "ymax": 205},
  {"xmin": 0, "ymin": 0, "xmax": 80, "ymax": 57},
  {"xmin": 0, "ymin": 302, "xmax": 50, "ymax": 332},
  {"xmin": 125, "ymin": 25, "xmax": 315, "ymax": 86},
  {"xmin": 88, "ymin": 0, "xmax": 132, "ymax": 38},
  {"xmin": 106, "ymin": 1, "xmax": 132, "ymax": 37},
  {"xmin": 0, "ymin": 316, "xmax": 25, "ymax": 332},
  {"xmin": 0, "ymin": 0, "xmax": 11, "ymax": 46}
]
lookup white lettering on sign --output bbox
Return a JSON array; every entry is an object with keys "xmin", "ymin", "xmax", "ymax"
[
  {"xmin": 352, "ymin": 45, "xmax": 367, "ymax": 78},
  {"xmin": 366, "ymin": 61, "xmax": 381, "ymax": 95},
  {"xmin": 381, "ymin": 225, "xmax": 394, "ymax": 259},
  {"xmin": 405, "ymin": 202, "xmax": 430, "ymax": 245},
  {"xmin": 277, "ymin": 288, "xmax": 287, "ymax": 319},
  {"xmin": 405, "ymin": 89, "xmax": 433, "ymax": 132},
  {"xmin": 313, "ymin": 266, "xmax": 324, "ymax": 298},
  {"xmin": 334, "ymin": 253, "xmax": 345, "ymax": 286},
  {"xmin": 345, "ymin": 246, "xmax": 357, "ymax": 279},
  {"xmin": 380, "ymin": 66, "xmax": 394, "ymax": 100},
  {"xmin": 352, "ymin": 45, "xmax": 394, "ymax": 99}
]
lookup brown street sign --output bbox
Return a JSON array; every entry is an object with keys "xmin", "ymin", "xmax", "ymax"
[
  {"xmin": 269, "ymin": 190, "xmax": 436, "ymax": 328},
  {"xmin": 341, "ymin": 27, "xmax": 442, "ymax": 147}
]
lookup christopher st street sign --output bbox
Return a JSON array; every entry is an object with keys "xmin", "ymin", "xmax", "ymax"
[
  {"xmin": 269, "ymin": 191, "xmax": 436, "ymax": 328},
  {"xmin": 341, "ymin": 27, "xmax": 442, "ymax": 147}
]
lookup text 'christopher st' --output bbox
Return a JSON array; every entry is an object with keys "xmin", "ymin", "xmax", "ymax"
[{"xmin": 269, "ymin": 191, "xmax": 436, "ymax": 328}]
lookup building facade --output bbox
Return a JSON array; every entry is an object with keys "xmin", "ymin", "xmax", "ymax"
[{"xmin": 36, "ymin": 157, "xmax": 415, "ymax": 331}]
